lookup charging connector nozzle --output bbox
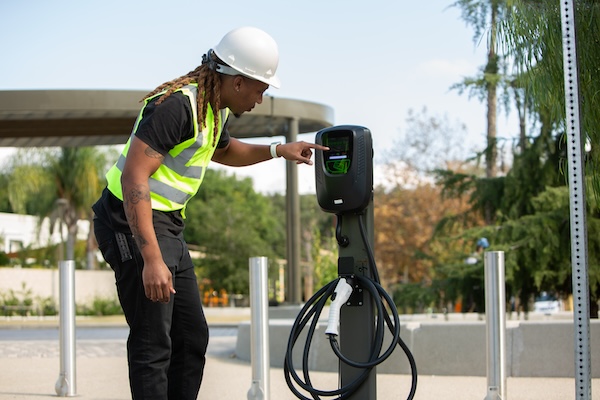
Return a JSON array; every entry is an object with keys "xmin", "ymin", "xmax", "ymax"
[{"xmin": 325, "ymin": 278, "xmax": 353, "ymax": 336}]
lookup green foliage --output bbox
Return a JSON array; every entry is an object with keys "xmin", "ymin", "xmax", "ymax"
[
  {"xmin": 500, "ymin": 129, "xmax": 561, "ymax": 219},
  {"xmin": 311, "ymin": 227, "xmax": 338, "ymax": 289},
  {"xmin": 433, "ymin": 135, "xmax": 591, "ymax": 311},
  {"xmin": 0, "ymin": 282, "xmax": 32, "ymax": 316},
  {"xmin": 299, "ymin": 195, "xmax": 339, "ymax": 292},
  {"xmin": 0, "ymin": 282, "xmax": 120, "ymax": 316},
  {"xmin": 184, "ymin": 169, "xmax": 284, "ymax": 294},
  {"xmin": 452, "ymin": 0, "xmax": 506, "ymax": 45},
  {"xmin": 433, "ymin": 121, "xmax": 600, "ymax": 315},
  {"xmin": 0, "ymin": 282, "xmax": 55, "ymax": 316},
  {"xmin": 38, "ymin": 297, "xmax": 58, "ymax": 316},
  {"xmin": 0, "ymin": 251, "xmax": 9, "ymax": 266},
  {"xmin": 77, "ymin": 297, "xmax": 122, "ymax": 316},
  {"xmin": 433, "ymin": 0, "xmax": 600, "ymax": 313},
  {"xmin": 0, "ymin": 173, "xmax": 12, "ymax": 212},
  {"xmin": 379, "ymin": 1, "xmax": 600, "ymax": 316},
  {"xmin": 500, "ymin": 0, "xmax": 600, "ymax": 208},
  {"xmin": 269, "ymin": 192, "xmax": 336, "ymax": 255},
  {"xmin": 1, "ymin": 147, "xmax": 111, "ymax": 264},
  {"xmin": 184, "ymin": 168, "xmax": 336, "ymax": 296},
  {"xmin": 392, "ymin": 282, "xmax": 438, "ymax": 314}
]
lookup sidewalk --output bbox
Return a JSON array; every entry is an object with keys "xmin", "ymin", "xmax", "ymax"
[
  {"xmin": 0, "ymin": 350, "xmax": 596, "ymax": 399},
  {"xmin": 0, "ymin": 314, "xmax": 598, "ymax": 399}
]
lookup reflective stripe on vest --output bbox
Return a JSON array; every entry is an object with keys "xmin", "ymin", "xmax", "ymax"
[{"xmin": 105, "ymin": 84, "xmax": 229, "ymax": 214}]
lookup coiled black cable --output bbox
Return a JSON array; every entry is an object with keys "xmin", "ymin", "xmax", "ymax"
[{"xmin": 283, "ymin": 213, "xmax": 418, "ymax": 399}]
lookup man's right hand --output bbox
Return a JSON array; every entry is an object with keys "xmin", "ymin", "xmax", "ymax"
[{"xmin": 142, "ymin": 260, "xmax": 176, "ymax": 303}]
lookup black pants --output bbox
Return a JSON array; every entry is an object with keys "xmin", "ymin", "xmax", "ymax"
[{"xmin": 95, "ymin": 218, "xmax": 209, "ymax": 400}]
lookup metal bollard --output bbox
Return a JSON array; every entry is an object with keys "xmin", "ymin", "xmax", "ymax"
[
  {"xmin": 247, "ymin": 257, "xmax": 270, "ymax": 400},
  {"xmin": 55, "ymin": 260, "xmax": 77, "ymax": 397},
  {"xmin": 484, "ymin": 251, "xmax": 506, "ymax": 400}
]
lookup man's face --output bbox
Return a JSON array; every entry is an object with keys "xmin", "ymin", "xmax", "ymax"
[{"xmin": 230, "ymin": 76, "xmax": 269, "ymax": 117}]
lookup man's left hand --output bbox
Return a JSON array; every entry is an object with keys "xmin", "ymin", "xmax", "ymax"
[{"xmin": 277, "ymin": 141, "xmax": 329, "ymax": 165}]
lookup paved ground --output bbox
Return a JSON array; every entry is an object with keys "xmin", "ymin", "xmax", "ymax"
[{"xmin": 0, "ymin": 313, "xmax": 598, "ymax": 399}]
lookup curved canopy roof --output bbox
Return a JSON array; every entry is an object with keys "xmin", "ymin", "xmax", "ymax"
[{"xmin": 0, "ymin": 90, "xmax": 334, "ymax": 147}]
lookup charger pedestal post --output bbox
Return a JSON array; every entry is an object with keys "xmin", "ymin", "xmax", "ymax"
[
  {"xmin": 315, "ymin": 125, "xmax": 376, "ymax": 399},
  {"xmin": 284, "ymin": 124, "xmax": 415, "ymax": 399},
  {"xmin": 338, "ymin": 206, "xmax": 376, "ymax": 399}
]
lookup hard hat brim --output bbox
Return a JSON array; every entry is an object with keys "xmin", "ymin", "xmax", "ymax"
[{"xmin": 215, "ymin": 62, "xmax": 280, "ymax": 88}]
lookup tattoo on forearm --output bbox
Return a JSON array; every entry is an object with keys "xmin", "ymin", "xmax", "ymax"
[
  {"xmin": 132, "ymin": 228, "xmax": 149, "ymax": 249},
  {"xmin": 124, "ymin": 184, "xmax": 151, "ymax": 249},
  {"xmin": 126, "ymin": 184, "xmax": 151, "ymax": 205}
]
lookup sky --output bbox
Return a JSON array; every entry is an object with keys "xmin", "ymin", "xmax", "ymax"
[{"xmin": 0, "ymin": 0, "xmax": 517, "ymax": 194}]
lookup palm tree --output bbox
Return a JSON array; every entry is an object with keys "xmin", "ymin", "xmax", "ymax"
[
  {"xmin": 437, "ymin": 0, "xmax": 600, "ymax": 316},
  {"xmin": 498, "ymin": 0, "xmax": 600, "ymax": 205},
  {"xmin": 452, "ymin": 0, "xmax": 508, "ymax": 224},
  {"xmin": 5, "ymin": 147, "xmax": 111, "ymax": 268}
]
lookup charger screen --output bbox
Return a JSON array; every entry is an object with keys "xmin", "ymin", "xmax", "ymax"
[{"xmin": 323, "ymin": 131, "xmax": 352, "ymax": 174}]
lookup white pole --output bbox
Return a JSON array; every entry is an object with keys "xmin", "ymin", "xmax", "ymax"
[
  {"xmin": 247, "ymin": 257, "xmax": 270, "ymax": 400},
  {"xmin": 55, "ymin": 260, "xmax": 76, "ymax": 397},
  {"xmin": 484, "ymin": 251, "xmax": 506, "ymax": 400}
]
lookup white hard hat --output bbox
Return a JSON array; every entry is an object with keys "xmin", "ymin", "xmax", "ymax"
[{"xmin": 212, "ymin": 26, "xmax": 281, "ymax": 88}]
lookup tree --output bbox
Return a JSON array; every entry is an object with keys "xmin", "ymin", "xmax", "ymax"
[
  {"xmin": 381, "ymin": 107, "xmax": 470, "ymax": 183},
  {"xmin": 183, "ymin": 169, "xmax": 284, "ymax": 294},
  {"xmin": 310, "ymin": 226, "xmax": 338, "ymax": 291},
  {"xmin": 183, "ymin": 166, "xmax": 338, "ymax": 299},
  {"xmin": 436, "ymin": 126, "xmax": 600, "ymax": 316},
  {"xmin": 499, "ymin": 0, "xmax": 600, "ymax": 205},
  {"xmin": 268, "ymin": 192, "xmax": 338, "ymax": 299},
  {"xmin": 375, "ymin": 109, "xmax": 484, "ymax": 311},
  {"xmin": 375, "ymin": 183, "xmax": 476, "ymax": 286},
  {"xmin": 452, "ymin": 0, "xmax": 512, "ymax": 224},
  {"xmin": 0, "ymin": 172, "xmax": 12, "ymax": 213},
  {"xmin": 452, "ymin": 0, "xmax": 506, "ymax": 174},
  {"xmin": 435, "ymin": 0, "xmax": 600, "ymax": 316},
  {"xmin": 3, "ymin": 147, "xmax": 110, "ymax": 267}
]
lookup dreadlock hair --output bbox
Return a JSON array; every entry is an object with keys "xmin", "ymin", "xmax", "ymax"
[{"xmin": 142, "ymin": 53, "xmax": 222, "ymax": 146}]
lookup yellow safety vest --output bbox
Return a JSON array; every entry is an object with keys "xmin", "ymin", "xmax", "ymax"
[{"xmin": 106, "ymin": 84, "xmax": 229, "ymax": 216}]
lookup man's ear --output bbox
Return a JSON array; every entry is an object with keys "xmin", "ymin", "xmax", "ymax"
[{"xmin": 232, "ymin": 75, "xmax": 245, "ymax": 93}]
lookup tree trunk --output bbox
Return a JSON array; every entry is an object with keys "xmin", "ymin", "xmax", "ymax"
[
  {"xmin": 66, "ymin": 223, "xmax": 77, "ymax": 262},
  {"xmin": 86, "ymin": 215, "xmax": 97, "ymax": 270},
  {"xmin": 514, "ymin": 87, "xmax": 527, "ymax": 151},
  {"xmin": 484, "ymin": 1, "xmax": 500, "ymax": 224}
]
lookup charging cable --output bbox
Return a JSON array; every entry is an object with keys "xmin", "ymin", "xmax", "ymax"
[{"xmin": 284, "ymin": 213, "xmax": 417, "ymax": 400}]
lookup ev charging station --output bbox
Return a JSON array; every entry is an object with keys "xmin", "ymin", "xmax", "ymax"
[
  {"xmin": 284, "ymin": 125, "xmax": 417, "ymax": 400},
  {"xmin": 316, "ymin": 125, "xmax": 377, "ymax": 398}
]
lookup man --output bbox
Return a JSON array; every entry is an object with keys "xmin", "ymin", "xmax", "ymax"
[{"xmin": 93, "ymin": 26, "xmax": 327, "ymax": 399}]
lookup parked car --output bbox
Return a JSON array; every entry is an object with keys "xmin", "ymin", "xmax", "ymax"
[{"xmin": 534, "ymin": 292, "xmax": 561, "ymax": 314}]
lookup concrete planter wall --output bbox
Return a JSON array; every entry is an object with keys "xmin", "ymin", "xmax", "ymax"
[
  {"xmin": 0, "ymin": 267, "xmax": 117, "ymax": 308},
  {"xmin": 236, "ymin": 318, "xmax": 600, "ymax": 378}
]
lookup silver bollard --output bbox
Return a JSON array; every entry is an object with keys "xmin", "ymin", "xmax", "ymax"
[
  {"xmin": 247, "ymin": 257, "xmax": 270, "ymax": 400},
  {"xmin": 484, "ymin": 251, "xmax": 506, "ymax": 400},
  {"xmin": 55, "ymin": 260, "xmax": 77, "ymax": 397}
]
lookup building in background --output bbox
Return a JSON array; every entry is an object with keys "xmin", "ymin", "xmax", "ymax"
[{"xmin": 0, "ymin": 212, "xmax": 89, "ymax": 256}]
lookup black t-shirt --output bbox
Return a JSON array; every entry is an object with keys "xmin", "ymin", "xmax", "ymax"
[{"xmin": 92, "ymin": 91, "xmax": 231, "ymax": 236}]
